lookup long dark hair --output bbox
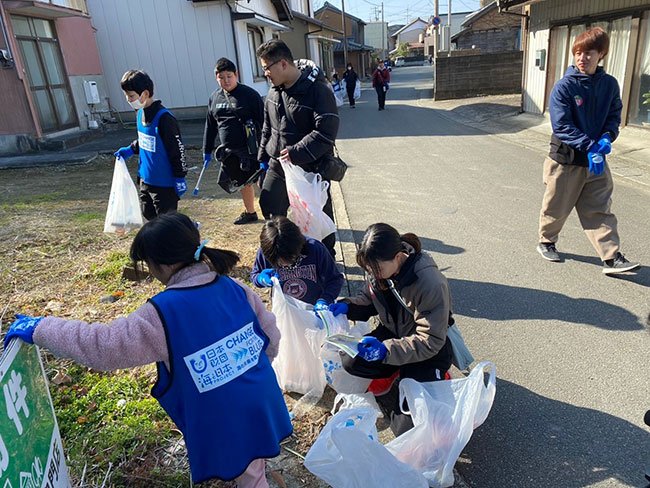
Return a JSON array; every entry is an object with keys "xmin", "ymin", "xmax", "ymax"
[
  {"xmin": 356, "ymin": 223, "xmax": 421, "ymax": 285},
  {"xmin": 259, "ymin": 216, "xmax": 306, "ymax": 267},
  {"xmin": 130, "ymin": 213, "xmax": 239, "ymax": 277}
]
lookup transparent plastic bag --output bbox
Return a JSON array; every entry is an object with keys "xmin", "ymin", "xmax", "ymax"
[
  {"xmin": 270, "ymin": 278, "xmax": 327, "ymax": 404},
  {"xmin": 354, "ymin": 80, "xmax": 361, "ymax": 100},
  {"xmin": 386, "ymin": 361, "xmax": 497, "ymax": 487},
  {"xmin": 304, "ymin": 407, "xmax": 428, "ymax": 488},
  {"xmin": 283, "ymin": 162, "xmax": 336, "ymax": 241},
  {"xmin": 103, "ymin": 157, "xmax": 143, "ymax": 234}
]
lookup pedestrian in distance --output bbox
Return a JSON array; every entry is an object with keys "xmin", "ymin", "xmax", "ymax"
[
  {"xmin": 256, "ymin": 39, "xmax": 340, "ymax": 256},
  {"xmin": 537, "ymin": 27, "xmax": 640, "ymax": 274},
  {"xmin": 202, "ymin": 58, "xmax": 265, "ymax": 225},
  {"xmin": 372, "ymin": 59, "xmax": 390, "ymax": 110},
  {"xmin": 342, "ymin": 63, "xmax": 359, "ymax": 108},
  {"xmin": 114, "ymin": 70, "xmax": 188, "ymax": 221},
  {"xmin": 251, "ymin": 216, "xmax": 344, "ymax": 312},
  {"xmin": 3, "ymin": 212, "xmax": 292, "ymax": 487},
  {"xmin": 329, "ymin": 223, "xmax": 453, "ymax": 436}
]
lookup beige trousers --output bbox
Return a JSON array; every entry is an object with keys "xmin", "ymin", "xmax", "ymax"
[{"xmin": 538, "ymin": 157, "xmax": 620, "ymax": 261}]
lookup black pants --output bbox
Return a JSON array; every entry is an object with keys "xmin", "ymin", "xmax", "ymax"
[
  {"xmin": 342, "ymin": 325, "xmax": 452, "ymax": 436},
  {"xmin": 259, "ymin": 166, "xmax": 336, "ymax": 256},
  {"xmin": 347, "ymin": 87, "xmax": 355, "ymax": 106},
  {"xmin": 375, "ymin": 85, "xmax": 387, "ymax": 109},
  {"xmin": 139, "ymin": 181, "xmax": 178, "ymax": 221}
]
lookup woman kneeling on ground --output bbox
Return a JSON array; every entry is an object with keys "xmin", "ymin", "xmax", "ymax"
[{"xmin": 329, "ymin": 222, "xmax": 453, "ymax": 436}]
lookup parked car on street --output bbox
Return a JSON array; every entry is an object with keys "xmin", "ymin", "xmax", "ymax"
[{"xmin": 394, "ymin": 56, "xmax": 405, "ymax": 67}]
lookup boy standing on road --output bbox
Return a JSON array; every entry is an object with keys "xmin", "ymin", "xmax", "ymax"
[
  {"xmin": 203, "ymin": 58, "xmax": 264, "ymax": 225},
  {"xmin": 115, "ymin": 70, "xmax": 187, "ymax": 221},
  {"xmin": 536, "ymin": 27, "xmax": 640, "ymax": 275}
]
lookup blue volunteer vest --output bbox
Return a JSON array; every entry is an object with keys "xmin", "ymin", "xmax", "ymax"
[
  {"xmin": 137, "ymin": 108, "xmax": 175, "ymax": 187},
  {"xmin": 149, "ymin": 276, "xmax": 293, "ymax": 483}
]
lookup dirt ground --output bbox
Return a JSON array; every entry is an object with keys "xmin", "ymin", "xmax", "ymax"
[{"xmin": 0, "ymin": 151, "xmax": 340, "ymax": 487}]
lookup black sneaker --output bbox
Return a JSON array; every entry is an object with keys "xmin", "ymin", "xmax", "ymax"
[
  {"xmin": 537, "ymin": 242, "xmax": 560, "ymax": 262},
  {"xmin": 233, "ymin": 211, "xmax": 259, "ymax": 225},
  {"xmin": 602, "ymin": 252, "xmax": 640, "ymax": 274}
]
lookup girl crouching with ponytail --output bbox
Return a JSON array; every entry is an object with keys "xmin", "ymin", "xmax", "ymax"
[
  {"xmin": 3, "ymin": 212, "xmax": 292, "ymax": 487},
  {"xmin": 328, "ymin": 222, "xmax": 453, "ymax": 436}
]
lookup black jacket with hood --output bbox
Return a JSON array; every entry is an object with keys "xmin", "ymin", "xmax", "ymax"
[{"xmin": 258, "ymin": 60, "xmax": 340, "ymax": 175}]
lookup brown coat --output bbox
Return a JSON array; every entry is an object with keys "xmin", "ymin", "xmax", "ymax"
[{"xmin": 343, "ymin": 247, "xmax": 450, "ymax": 366}]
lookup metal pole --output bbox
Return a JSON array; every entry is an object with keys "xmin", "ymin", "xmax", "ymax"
[
  {"xmin": 341, "ymin": 0, "xmax": 348, "ymax": 66},
  {"xmin": 381, "ymin": 1, "xmax": 385, "ymax": 60},
  {"xmin": 433, "ymin": 0, "xmax": 439, "ymax": 58},
  {"xmin": 447, "ymin": 0, "xmax": 451, "ymax": 53}
]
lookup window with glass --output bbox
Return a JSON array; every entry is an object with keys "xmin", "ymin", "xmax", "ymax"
[
  {"xmin": 630, "ymin": 11, "xmax": 650, "ymax": 126},
  {"xmin": 10, "ymin": 15, "xmax": 77, "ymax": 132},
  {"xmin": 247, "ymin": 26, "xmax": 265, "ymax": 79}
]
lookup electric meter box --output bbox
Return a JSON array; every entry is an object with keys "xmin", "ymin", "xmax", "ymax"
[{"xmin": 83, "ymin": 80, "xmax": 101, "ymax": 104}]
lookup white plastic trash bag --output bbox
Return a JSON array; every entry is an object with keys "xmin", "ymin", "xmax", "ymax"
[
  {"xmin": 353, "ymin": 80, "xmax": 361, "ymax": 100},
  {"xmin": 321, "ymin": 344, "xmax": 371, "ymax": 394},
  {"xmin": 104, "ymin": 157, "xmax": 142, "ymax": 234},
  {"xmin": 271, "ymin": 278, "xmax": 327, "ymax": 399},
  {"xmin": 283, "ymin": 162, "xmax": 336, "ymax": 241},
  {"xmin": 335, "ymin": 89, "xmax": 344, "ymax": 107},
  {"xmin": 331, "ymin": 392, "xmax": 382, "ymax": 417},
  {"xmin": 304, "ymin": 407, "xmax": 429, "ymax": 488},
  {"xmin": 386, "ymin": 361, "xmax": 497, "ymax": 488}
]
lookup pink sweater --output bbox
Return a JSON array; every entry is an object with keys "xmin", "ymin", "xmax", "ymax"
[{"xmin": 33, "ymin": 263, "xmax": 280, "ymax": 371}]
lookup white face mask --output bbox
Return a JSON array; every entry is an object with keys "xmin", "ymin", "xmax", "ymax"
[{"xmin": 128, "ymin": 97, "xmax": 145, "ymax": 110}]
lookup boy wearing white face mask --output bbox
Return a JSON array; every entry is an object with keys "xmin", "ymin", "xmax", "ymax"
[{"xmin": 114, "ymin": 70, "xmax": 188, "ymax": 221}]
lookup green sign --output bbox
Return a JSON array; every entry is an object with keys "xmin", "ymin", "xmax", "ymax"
[{"xmin": 0, "ymin": 340, "xmax": 70, "ymax": 488}]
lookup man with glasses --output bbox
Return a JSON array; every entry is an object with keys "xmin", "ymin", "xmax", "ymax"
[{"xmin": 256, "ymin": 39, "xmax": 340, "ymax": 257}]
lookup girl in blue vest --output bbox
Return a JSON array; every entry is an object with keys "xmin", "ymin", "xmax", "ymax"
[{"xmin": 3, "ymin": 213, "xmax": 293, "ymax": 487}]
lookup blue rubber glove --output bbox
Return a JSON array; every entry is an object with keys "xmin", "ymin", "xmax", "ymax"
[
  {"xmin": 203, "ymin": 153, "xmax": 212, "ymax": 168},
  {"xmin": 114, "ymin": 146, "xmax": 134, "ymax": 160},
  {"xmin": 255, "ymin": 268, "xmax": 277, "ymax": 287},
  {"xmin": 314, "ymin": 299, "xmax": 329, "ymax": 312},
  {"xmin": 329, "ymin": 302, "xmax": 349, "ymax": 317},
  {"xmin": 588, "ymin": 151, "xmax": 605, "ymax": 175},
  {"xmin": 260, "ymin": 161, "xmax": 269, "ymax": 171},
  {"xmin": 357, "ymin": 336, "xmax": 388, "ymax": 362},
  {"xmin": 596, "ymin": 134, "xmax": 612, "ymax": 155},
  {"xmin": 3, "ymin": 314, "xmax": 43, "ymax": 349},
  {"xmin": 175, "ymin": 178, "xmax": 187, "ymax": 197}
]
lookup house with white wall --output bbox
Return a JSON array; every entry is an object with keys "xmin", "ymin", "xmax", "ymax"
[
  {"xmin": 87, "ymin": 0, "xmax": 291, "ymax": 120},
  {"xmin": 390, "ymin": 17, "xmax": 428, "ymax": 55}
]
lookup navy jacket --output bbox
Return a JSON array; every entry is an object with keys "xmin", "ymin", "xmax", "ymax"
[
  {"xmin": 548, "ymin": 66, "xmax": 622, "ymax": 166},
  {"xmin": 250, "ymin": 237, "xmax": 344, "ymax": 305}
]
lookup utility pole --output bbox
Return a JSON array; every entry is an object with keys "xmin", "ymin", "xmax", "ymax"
[
  {"xmin": 433, "ymin": 0, "xmax": 439, "ymax": 59},
  {"xmin": 341, "ymin": 0, "xmax": 348, "ymax": 66},
  {"xmin": 447, "ymin": 0, "xmax": 451, "ymax": 54},
  {"xmin": 406, "ymin": 7, "xmax": 409, "ymax": 24},
  {"xmin": 381, "ymin": 1, "xmax": 386, "ymax": 60}
]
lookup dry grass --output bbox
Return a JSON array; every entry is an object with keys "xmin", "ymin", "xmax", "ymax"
[{"xmin": 0, "ymin": 151, "xmax": 332, "ymax": 487}]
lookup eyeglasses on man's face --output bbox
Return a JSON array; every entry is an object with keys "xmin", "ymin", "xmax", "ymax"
[{"xmin": 261, "ymin": 59, "xmax": 281, "ymax": 73}]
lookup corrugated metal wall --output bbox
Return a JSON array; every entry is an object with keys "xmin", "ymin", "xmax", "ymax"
[
  {"xmin": 523, "ymin": 27, "xmax": 548, "ymax": 113},
  {"xmin": 87, "ymin": 0, "xmax": 237, "ymax": 113}
]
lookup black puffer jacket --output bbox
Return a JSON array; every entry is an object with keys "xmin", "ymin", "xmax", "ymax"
[{"xmin": 258, "ymin": 60, "xmax": 339, "ymax": 175}]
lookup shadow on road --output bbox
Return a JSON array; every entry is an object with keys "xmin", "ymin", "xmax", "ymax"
[
  {"xmin": 339, "ymin": 228, "xmax": 465, "ymax": 256},
  {"xmin": 562, "ymin": 252, "xmax": 649, "ymax": 288},
  {"xmin": 449, "ymin": 278, "xmax": 644, "ymax": 331},
  {"xmin": 460, "ymin": 378, "xmax": 650, "ymax": 488}
]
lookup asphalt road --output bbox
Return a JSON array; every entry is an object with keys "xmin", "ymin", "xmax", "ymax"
[{"xmin": 336, "ymin": 65, "xmax": 650, "ymax": 488}]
